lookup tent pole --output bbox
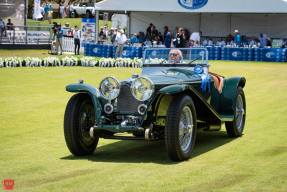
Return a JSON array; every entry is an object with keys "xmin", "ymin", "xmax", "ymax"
[
  {"xmin": 199, "ymin": 13, "xmax": 201, "ymax": 32},
  {"xmin": 95, "ymin": 10, "xmax": 99, "ymax": 43},
  {"xmin": 127, "ymin": 12, "xmax": 130, "ymax": 38},
  {"xmin": 228, "ymin": 13, "xmax": 231, "ymax": 35}
]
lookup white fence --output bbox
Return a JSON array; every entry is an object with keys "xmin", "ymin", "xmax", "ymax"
[{"xmin": 61, "ymin": 37, "xmax": 84, "ymax": 54}]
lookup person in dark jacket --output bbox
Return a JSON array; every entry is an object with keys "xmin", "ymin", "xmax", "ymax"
[{"xmin": 164, "ymin": 29, "xmax": 173, "ymax": 48}]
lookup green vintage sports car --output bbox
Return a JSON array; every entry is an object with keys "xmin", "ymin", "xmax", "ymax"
[{"xmin": 64, "ymin": 48, "xmax": 246, "ymax": 161}]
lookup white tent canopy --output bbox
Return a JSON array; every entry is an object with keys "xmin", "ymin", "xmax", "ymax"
[{"xmin": 94, "ymin": 0, "xmax": 287, "ymax": 38}]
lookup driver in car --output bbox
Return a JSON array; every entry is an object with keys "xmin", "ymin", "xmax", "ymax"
[{"xmin": 169, "ymin": 49, "xmax": 182, "ymax": 63}]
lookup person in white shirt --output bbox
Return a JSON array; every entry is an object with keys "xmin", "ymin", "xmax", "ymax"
[
  {"xmin": 189, "ymin": 31, "xmax": 202, "ymax": 46},
  {"xmin": 60, "ymin": 4, "xmax": 65, "ymax": 18},
  {"xmin": 258, "ymin": 33, "xmax": 267, "ymax": 48},
  {"xmin": 73, "ymin": 25, "xmax": 81, "ymax": 55},
  {"xmin": 249, "ymin": 37, "xmax": 257, "ymax": 46},
  {"xmin": 202, "ymin": 36, "xmax": 213, "ymax": 46},
  {"xmin": 216, "ymin": 37, "xmax": 226, "ymax": 46},
  {"xmin": 103, "ymin": 25, "xmax": 109, "ymax": 37},
  {"xmin": 115, "ymin": 29, "xmax": 127, "ymax": 58},
  {"xmin": 69, "ymin": 2, "xmax": 73, "ymax": 16},
  {"xmin": 144, "ymin": 37, "xmax": 152, "ymax": 46}
]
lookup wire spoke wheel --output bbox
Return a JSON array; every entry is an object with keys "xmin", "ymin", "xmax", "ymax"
[
  {"xmin": 226, "ymin": 86, "xmax": 246, "ymax": 137},
  {"xmin": 179, "ymin": 106, "xmax": 193, "ymax": 152},
  {"xmin": 165, "ymin": 95, "xmax": 197, "ymax": 161}
]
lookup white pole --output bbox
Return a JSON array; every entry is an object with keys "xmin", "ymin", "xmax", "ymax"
[{"xmin": 95, "ymin": 10, "xmax": 99, "ymax": 43}]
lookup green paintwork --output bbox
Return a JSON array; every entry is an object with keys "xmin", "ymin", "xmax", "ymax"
[
  {"xmin": 65, "ymin": 68, "xmax": 246, "ymax": 133},
  {"xmin": 220, "ymin": 76, "xmax": 246, "ymax": 115},
  {"xmin": 66, "ymin": 83, "xmax": 103, "ymax": 123}
]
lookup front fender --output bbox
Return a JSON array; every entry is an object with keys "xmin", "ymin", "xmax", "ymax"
[
  {"xmin": 220, "ymin": 76, "xmax": 246, "ymax": 114},
  {"xmin": 66, "ymin": 83, "xmax": 104, "ymax": 124}
]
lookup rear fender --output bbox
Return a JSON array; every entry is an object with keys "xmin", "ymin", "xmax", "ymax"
[
  {"xmin": 220, "ymin": 77, "xmax": 246, "ymax": 114},
  {"xmin": 66, "ymin": 83, "xmax": 105, "ymax": 123}
]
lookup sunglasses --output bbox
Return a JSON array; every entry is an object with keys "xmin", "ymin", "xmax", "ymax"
[{"xmin": 169, "ymin": 53, "xmax": 179, "ymax": 56}]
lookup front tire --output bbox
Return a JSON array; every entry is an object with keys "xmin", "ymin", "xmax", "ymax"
[
  {"xmin": 165, "ymin": 94, "xmax": 197, "ymax": 161},
  {"xmin": 64, "ymin": 93, "xmax": 99, "ymax": 156},
  {"xmin": 86, "ymin": 11, "xmax": 91, "ymax": 18},
  {"xmin": 225, "ymin": 86, "xmax": 246, "ymax": 137}
]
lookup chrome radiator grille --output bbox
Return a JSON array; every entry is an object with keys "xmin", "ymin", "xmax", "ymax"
[{"xmin": 117, "ymin": 84, "xmax": 145, "ymax": 112}]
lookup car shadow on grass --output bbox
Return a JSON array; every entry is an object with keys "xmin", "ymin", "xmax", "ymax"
[{"xmin": 61, "ymin": 131, "xmax": 237, "ymax": 164}]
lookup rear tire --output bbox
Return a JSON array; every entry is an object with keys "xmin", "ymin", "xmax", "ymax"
[
  {"xmin": 165, "ymin": 94, "xmax": 197, "ymax": 161},
  {"xmin": 64, "ymin": 93, "xmax": 99, "ymax": 156},
  {"xmin": 225, "ymin": 86, "xmax": 246, "ymax": 137}
]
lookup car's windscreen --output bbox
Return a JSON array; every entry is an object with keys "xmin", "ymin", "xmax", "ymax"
[{"xmin": 143, "ymin": 48, "xmax": 209, "ymax": 65}]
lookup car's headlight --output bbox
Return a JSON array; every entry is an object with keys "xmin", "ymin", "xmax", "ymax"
[
  {"xmin": 99, "ymin": 76, "xmax": 120, "ymax": 100},
  {"xmin": 131, "ymin": 77, "xmax": 154, "ymax": 101}
]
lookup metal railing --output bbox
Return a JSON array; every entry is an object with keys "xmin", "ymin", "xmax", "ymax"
[{"xmin": 0, "ymin": 25, "xmax": 53, "ymax": 45}]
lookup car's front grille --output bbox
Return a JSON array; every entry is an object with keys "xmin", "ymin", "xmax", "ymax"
[{"xmin": 117, "ymin": 84, "xmax": 145, "ymax": 112}]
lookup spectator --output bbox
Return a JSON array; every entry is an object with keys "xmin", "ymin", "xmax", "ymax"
[
  {"xmin": 249, "ymin": 37, "xmax": 257, "ymax": 46},
  {"xmin": 144, "ymin": 37, "xmax": 152, "ymax": 46},
  {"xmin": 240, "ymin": 35, "xmax": 249, "ymax": 47},
  {"xmin": 216, "ymin": 37, "xmax": 226, "ymax": 46},
  {"xmin": 40, "ymin": 6, "xmax": 44, "ymax": 21},
  {"xmin": 146, "ymin": 23, "xmax": 153, "ymax": 40},
  {"xmin": 99, "ymin": 27, "xmax": 104, "ymax": 43},
  {"xmin": 47, "ymin": 8, "xmax": 52, "ymax": 24},
  {"xmin": 184, "ymin": 28, "xmax": 191, "ymax": 42},
  {"xmin": 282, "ymin": 39, "xmax": 286, "ymax": 48},
  {"xmin": 226, "ymin": 34, "xmax": 234, "ymax": 46},
  {"xmin": 175, "ymin": 28, "xmax": 186, "ymax": 48},
  {"xmin": 266, "ymin": 38, "xmax": 271, "ymax": 47},
  {"xmin": 109, "ymin": 28, "xmax": 116, "ymax": 45},
  {"xmin": 6, "ymin": 19, "xmax": 13, "ymax": 30},
  {"xmin": 158, "ymin": 32, "xmax": 163, "ymax": 44},
  {"xmin": 163, "ymin": 26, "xmax": 168, "ymax": 41},
  {"xmin": 55, "ymin": 23, "xmax": 63, "ymax": 55},
  {"xmin": 49, "ymin": 4, "xmax": 53, "ymax": 11},
  {"xmin": 65, "ymin": 4, "xmax": 70, "ymax": 18},
  {"xmin": 151, "ymin": 26, "xmax": 158, "ymax": 40},
  {"xmin": 63, "ymin": 23, "xmax": 71, "ymax": 35},
  {"xmin": 60, "ymin": 4, "xmax": 65, "ymax": 18},
  {"xmin": 130, "ymin": 33, "xmax": 139, "ymax": 45},
  {"xmin": 139, "ymin": 32, "xmax": 146, "ymax": 43},
  {"xmin": 69, "ymin": 2, "xmax": 73, "ymax": 18},
  {"xmin": 189, "ymin": 31, "xmax": 202, "ymax": 46},
  {"xmin": 44, "ymin": 4, "xmax": 49, "ymax": 22},
  {"xmin": 173, "ymin": 26, "xmax": 179, "ymax": 39},
  {"xmin": 233, "ymin": 30, "xmax": 240, "ymax": 47},
  {"xmin": 103, "ymin": 25, "xmax": 109, "ymax": 37},
  {"xmin": 164, "ymin": 29, "xmax": 173, "ymax": 48},
  {"xmin": 202, "ymin": 36, "xmax": 213, "ymax": 46},
  {"xmin": 73, "ymin": 25, "xmax": 81, "ymax": 55},
  {"xmin": 258, "ymin": 33, "xmax": 267, "ymax": 48},
  {"xmin": 155, "ymin": 36, "xmax": 162, "ymax": 45},
  {"xmin": 114, "ymin": 28, "xmax": 118, "ymax": 34},
  {"xmin": 0, "ymin": 18, "xmax": 4, "ymax": 36},
  {"xmin": 115, "ymin": 29, "xmax": 127, "ymax": 58}
]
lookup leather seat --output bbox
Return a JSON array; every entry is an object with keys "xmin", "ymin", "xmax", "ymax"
[{"xmin": 209, "ymin": 72, "xmax": 224, "ymax": 93}]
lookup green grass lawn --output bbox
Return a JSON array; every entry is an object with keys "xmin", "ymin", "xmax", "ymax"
[
  {"xmin": 0, "ymin": 53, "xmax": 287, "ymax": 191},
  {"xmin": 0, "ymin": 49, "xmax": 102, "ymax": 61},
  {"xmin": 27, "ymin": 18, "xmax": 112, "ymax": 29}
]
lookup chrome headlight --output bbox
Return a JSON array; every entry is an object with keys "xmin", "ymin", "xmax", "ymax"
[
  {"xmin": 99, "ymin": 76, "xmax": 120, "ymax": 100},
  {"xmin": 131, "ymin": 77, "xmax": 154, "ymax": 101}
]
